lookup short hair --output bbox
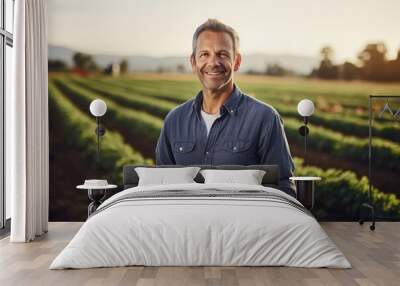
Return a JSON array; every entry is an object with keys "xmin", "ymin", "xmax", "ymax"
[{"xmin": 191, "ymin": 19, "xmax": 240, "ymax": 58}]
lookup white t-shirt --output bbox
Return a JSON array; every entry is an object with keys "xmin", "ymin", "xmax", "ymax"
[{"xmin": 201, "ymin": 109, "xmax": 220, "ymax": 136}]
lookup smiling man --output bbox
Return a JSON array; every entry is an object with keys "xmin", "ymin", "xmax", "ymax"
[{"xmin": 155, "ymin": 19, "xmax": 296, "ymax": 196}]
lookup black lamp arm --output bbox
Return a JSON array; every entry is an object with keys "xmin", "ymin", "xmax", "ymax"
[
  {"xmin": 95, "ymin": 117, "xmax": 106, "ymax": 136},
  {"xmin": 95, "ymin": 117, "xmax": 106, "ymax": 168}
]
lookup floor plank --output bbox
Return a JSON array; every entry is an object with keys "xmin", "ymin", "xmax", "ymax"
[{"xmin": 0, "ymin": 222, "xmax": 399, "ymax": 286}]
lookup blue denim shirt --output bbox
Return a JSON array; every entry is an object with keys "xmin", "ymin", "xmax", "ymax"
[{"xmin": 155, "ymin": 84, "xmax": 296, "ymax": 196}]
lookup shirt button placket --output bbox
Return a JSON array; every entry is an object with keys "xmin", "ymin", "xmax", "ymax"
[{"xmin": 205, "ymin": 151, "xmax": 210, "ymax": 164}]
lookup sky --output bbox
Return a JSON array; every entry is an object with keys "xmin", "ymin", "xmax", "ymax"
[{"xmin": 47, "ymin": 0, "xmax": 400, "ymax": 63}]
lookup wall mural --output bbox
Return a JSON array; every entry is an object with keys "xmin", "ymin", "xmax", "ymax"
[{"xmin": 47, "ymin": 0, "xmax": 400, "ymax": 221}]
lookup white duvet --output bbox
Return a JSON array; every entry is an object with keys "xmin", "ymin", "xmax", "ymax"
[{"xmin": 50, "ymin": 183, "xmax": 351, "ymax": 269}]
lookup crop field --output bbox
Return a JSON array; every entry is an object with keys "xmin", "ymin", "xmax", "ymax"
[{"xmin": 48, "ymin": 73, "xmax": 400, "ymax": 221}]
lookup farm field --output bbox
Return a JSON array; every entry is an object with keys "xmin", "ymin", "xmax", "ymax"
[{"xmin": 48, "ymin": 73, "xmax": 400, "ymax": 221}]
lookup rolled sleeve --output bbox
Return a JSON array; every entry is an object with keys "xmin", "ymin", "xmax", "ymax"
[{"xmin": 258, "ymin": 112, "xmax": 296, "ymax": 197}]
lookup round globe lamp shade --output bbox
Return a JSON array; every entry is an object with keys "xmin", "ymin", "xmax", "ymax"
[
  {"xmin": 297, "ymin": 99, "xmax": 315, "ymax": 117},
  {"xmin": 90, "ymin": 99, "xmax": 107, "ymax": 117}
]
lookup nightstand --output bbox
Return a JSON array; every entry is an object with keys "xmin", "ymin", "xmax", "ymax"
[
  {"xmin": 76, "ymin": 183, "xmax": 117, "ymax": 217},
  {"xmin": 289, "ymin": 176, "xmax": 321, "ymax": 210}
]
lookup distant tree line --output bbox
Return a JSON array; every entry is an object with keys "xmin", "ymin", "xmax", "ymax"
[
  {"xmin": 49, "ymin": 52, "xmax": 189, "ymax": 74},
  {"xmin": 156, "ymin": 64, "xmax": 187, "ymax": 73},
  {"xmin": 48, "ymin": 52, "xmax": 130, "ymax": 76},
  {"xmin": 49, "ymin": 42, "xmax": 400, "ymax": 81},
  {"xmin": 48, "ymin": 60, "xmax": 68, "ymax": 71},
  {"xmin": 246, "ymin": 63, "xmax": 294, "ymax": 77},
  {"xmin": 310, "ymin": 42, "xmax": 400, "ymax": 82}
]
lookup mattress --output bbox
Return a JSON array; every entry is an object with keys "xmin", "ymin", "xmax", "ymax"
[{"xmin": 50, "ymin": 183, "xmax": 351, "ymax": 269}]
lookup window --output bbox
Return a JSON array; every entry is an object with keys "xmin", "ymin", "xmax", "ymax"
[
  {"xmin": 5, "ymin": 0, "xmax": 13, "ymax": 33},
  {"xmin": 1, "ymin": 0, "xmax": 14, "ymax": 229}
]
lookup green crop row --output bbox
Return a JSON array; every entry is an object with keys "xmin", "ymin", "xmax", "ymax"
[
  {"xmin": 240, "ymin": 82, "xmax": 400, "ymax": 124},
  {"xmin": 74, "ymin": 76, "xmax": 400, "ymax": 173},
  {"xmin": 265, "ymin": 100, "xmax": 400, "ymax": 143},
  {"xmin": 55, "ymin": 76, "xmax": 400, "ymax": 173},
  {"xmin": 102, "ymin": 75, "xmax": 400, "ymax": 122},
  {"xmin": 90, "ymin": 77, "xmax": 400, "ymax": 143},
  {"xmin": 293, "ymin": 158, "xmax": 400, "ymax": 219},
  {"xmin": 106, "ymin": 76, "xmax": 376, "ymax": 112},
  {"xmin": 52, "ymin": 78, "xmax": 164, "ymax": 155},
  {"xmin": 284, "ymin": 118, "xmax": 400, "ymax": 173},
  {"xmin": 237, "ymin": 80, "xmax": 400, "ymax": 111},
  {"xmin": 70, "ymin": 77, "xmax": 177, "ymax": 119},
  {"xmin": 243, "ymin": 85, "xmax": 368, "ymax": 111},
  {"xmin": 48, "ymin": 80, "xmax": 151, "ymax": 183},
  {"xmin": 49, "ymin": 76, "xmax": 400, "ymax": 218},
  {"xmin": 90, "ymin": 77, "xmax": 194, "ymax": 103}
]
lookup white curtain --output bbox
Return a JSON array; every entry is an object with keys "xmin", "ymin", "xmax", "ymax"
[{"xmin": 7, "ymin": 0, "xmax": 49, "ymax": 242}]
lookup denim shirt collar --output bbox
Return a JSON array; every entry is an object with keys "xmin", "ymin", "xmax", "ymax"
[{"xmin": 191, "ymin": 84, "xmax": 242, "ymax": 117}]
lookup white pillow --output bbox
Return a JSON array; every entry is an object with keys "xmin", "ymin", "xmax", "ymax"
[
  {"xmin": 135, "ymin": 167, "xmax": 201, "ymax": 186},
  {"xmin": 200, "ymin": 169, "xmax": 266, "ymax": 185}
]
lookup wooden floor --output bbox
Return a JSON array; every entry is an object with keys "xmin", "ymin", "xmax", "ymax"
[{"xmin": 0, "ymin": 222, "xmax": 399, "ymax": 286}]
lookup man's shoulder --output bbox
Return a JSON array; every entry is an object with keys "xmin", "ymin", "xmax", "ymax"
[
  {"xmin": 164, "ymin": 98, "xmax": 195, "ymax": 123},
  {"xmin": 241, "ymin": 93, "xmax": 280, "ymax": 119}
]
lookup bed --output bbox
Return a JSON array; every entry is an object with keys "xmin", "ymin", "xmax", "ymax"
[{"xmin": 50, "ymin": 165, "xmax": 351, "ymax": 269}]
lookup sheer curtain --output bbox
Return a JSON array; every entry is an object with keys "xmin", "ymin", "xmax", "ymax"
[{"xmin": 7, "ymin": 0, "xmax": 49, "ymax": 242}]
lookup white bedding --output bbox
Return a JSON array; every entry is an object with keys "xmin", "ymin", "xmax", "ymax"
[{"xmin": 50, "ymin": 183, "xmax": 351, "ymax": 269}]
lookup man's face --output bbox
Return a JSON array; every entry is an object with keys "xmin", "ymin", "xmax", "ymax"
[{"xmin": 191, "ymin": 31, "xmax": 241, "ymax": 94}]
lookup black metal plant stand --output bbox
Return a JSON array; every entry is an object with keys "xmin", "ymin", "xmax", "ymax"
[
  {"xmin": 95, "ymin": 116, "xmax": 106, "ymax": 175},
  {"xmin": 359, "ymin": 95, "xmax": 400, "ymax": 231},
  {"xmin": 87, "ymin": 189, "xmax": 106, "ymax": 217}
]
